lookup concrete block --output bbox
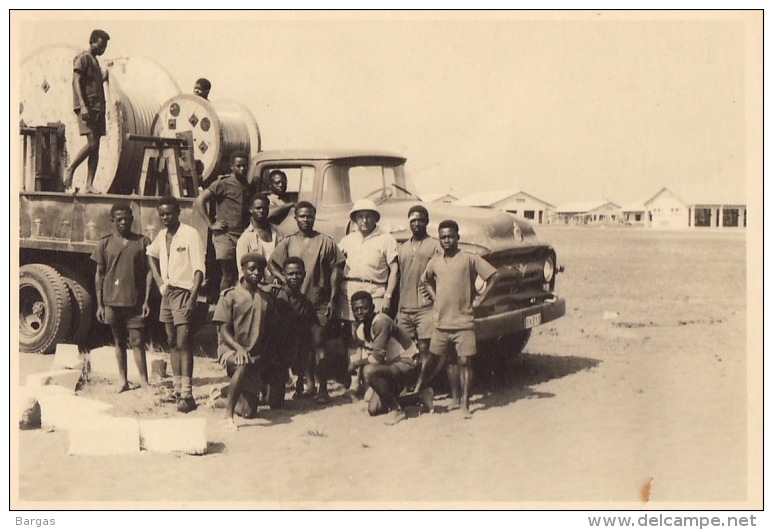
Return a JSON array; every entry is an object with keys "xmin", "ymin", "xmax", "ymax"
[
  {"xmin": 25, "ymin": 369, "xmax": 83, "ymax": 392},
  {"xmin": 52, "ymin": 344, "xmax": 84, "ymax": 369},
  {"xmin": 139, "ymin": 418, "xmax": 208, "ymax": 455},
  {"xmin": 87, "ymin": 346, "xmax": 166, "ymax": 380},
  {"xmin": 39, "ymin": 394, "xmax": 114, "ymax": 431},
  {"xmin": 16, "ymin": 386, "xmax": 71, "ymax": 429},
  {"xmin": 68, "ymin": 417, "xmax": 140, "ymax": 456}
]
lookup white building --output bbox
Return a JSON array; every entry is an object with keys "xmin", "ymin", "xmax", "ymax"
[
  {"xmin": 454, "ymin": 190, "xmax": 555, "ymax": 224},
  {"xmin": 554, "ymin": 200, "xmax": 622, "ymax": 225},
  {"xmin": 643, "ymin": 187, "xmax": 746, "ymax": 229},
  {"xmin": 421, "ymin": 192, "xmax": 458, "ymax": 204},
  {"xmin": 621, "ymin": 203, "xmax": 647, "ymax": 226}
]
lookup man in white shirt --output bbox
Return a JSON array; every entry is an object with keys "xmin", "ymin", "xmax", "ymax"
[{"xmin": 147, "ymin": 196, "xmax": 205, "ymax": 413}]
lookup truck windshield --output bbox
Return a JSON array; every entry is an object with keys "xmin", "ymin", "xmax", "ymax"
[{"xmin": 321, "ymin": 162, "xmax": 421, "ymax": 206}]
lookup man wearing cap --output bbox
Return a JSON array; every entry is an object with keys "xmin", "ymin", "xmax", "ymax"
[{"xmin": 337, "ymin": 199, "xmax": 399, "ymax": 398}]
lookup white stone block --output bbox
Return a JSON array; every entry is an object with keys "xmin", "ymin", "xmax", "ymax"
[
  {"xmin": 39, "ymin": 395, "xmax": 114, "ymax": 431},
  {"xmin": 52, "ymin": 344, "xmax": 84, "ymax": 369},
  {"xmin": 139, "ymin": 418, "xmax": 208, "ymax": 455},
  {"xmin": 68, "ymin": 417, "xmax": 140, "ymax": 455},
  {"xmin": 87, "ymin": 346, "xmax": 165, "ymax": 380},
  {"xmin": 26, "ymin": 369, "xmax": 83, "ymax": 392}
]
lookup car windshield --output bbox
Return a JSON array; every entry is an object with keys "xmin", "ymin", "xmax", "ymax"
[{"xmin": 321, "ymin": 161, "xmax": 421, "ymax": 206}]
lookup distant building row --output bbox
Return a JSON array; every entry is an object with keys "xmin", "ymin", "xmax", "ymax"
[{"xmin": 422, "ymin": 187, "xmax": 746, "ymax": 229}]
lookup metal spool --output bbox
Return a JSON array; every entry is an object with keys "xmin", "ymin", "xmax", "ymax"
[
  {"xmin": 151, "ymin": 95, "xmax": 261, "ymax": 184},
  {"xmin": 19, "ymin": 46, "xmax": 181, "ymax": 194}
]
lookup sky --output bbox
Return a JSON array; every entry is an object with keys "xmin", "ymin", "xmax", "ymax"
[{"xmin": 12, "ymin": 11, "xmax": 760, "ymax": 207}]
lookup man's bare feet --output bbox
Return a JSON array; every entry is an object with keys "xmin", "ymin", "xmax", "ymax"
[
  {"xmin": 384, "ymin": 409, "xmax": 406, "ymax": 426},
  {"xmin": 223, "ymin": 418, "xmax": 239, "ymax": 432},
  {"xmin": 116, "ymin": 381, "xmax": 139, "ymax": 393},
  {"xmin": 419, "ymin": 388, "xmax": 435, "ymax": 414},
  {"xmin": 461, "ymin": 406, "xmax": 473, "ymax": 419},
  {"xmin": 83, "ymin": 185, "xmax": 101, "ymax": 194},
  {"xmin": 447, "ymin": 398, "xmax": 461, "ymax": 411}
]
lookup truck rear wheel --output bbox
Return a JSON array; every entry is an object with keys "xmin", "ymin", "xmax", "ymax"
[
  {"xmin": 19, "ymin": 264, "xmax": 73, "ymax": 354},
  {"xmin": 58, "ymin": 271, "xmax": 95, "ymax": 347}
]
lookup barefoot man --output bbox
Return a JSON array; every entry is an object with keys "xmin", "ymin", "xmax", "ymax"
[
  {"xmin": 417, "ymin": 220, "xmax": 497, "ymax": 419},
  {"xmin": 91, "ymin": 203, "xmax": 151, "ymax": 392},
  {"xmin": 350, "ymin": 291, "xmax": 434, "ymax": 425},
  {"xmin": 213, "ymin": 253, "xmax": 275, "ymax": 431},
  {"xmin": 63, "ymin": 29, "xmax": 110, "ymax": 193}
]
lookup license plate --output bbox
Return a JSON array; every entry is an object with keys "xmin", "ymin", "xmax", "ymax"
[{"xmin": 524, "ymin": 313, "xmax": 541, "ymax": 328}]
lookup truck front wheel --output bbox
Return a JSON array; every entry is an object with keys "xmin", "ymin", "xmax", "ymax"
[
  {"xmin": 19, "ymin": 264, "xmax": 73, "ymax": 354},
  {"xmin": 476, "ymin": 329, "xmax": 532, "ymax": 381}
]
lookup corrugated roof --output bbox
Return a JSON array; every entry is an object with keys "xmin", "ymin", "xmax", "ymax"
[
  {"xmin": 644, "ymin": 186, "xmax": 745, "ymax": 207},
  {"xmin": 555, "ymin": 200, "xmax": 621, "ymax": 214},
  {"xmin": 421, "ymin": 192, "xmax": 458, "ymax": 203}
]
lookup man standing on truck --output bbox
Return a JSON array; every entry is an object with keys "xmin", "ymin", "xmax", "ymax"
[
  {"xmin": 397, "ymin": 205, "xmax": 442, "ymax": 382},
  {"xmin": 265, "ymin": 170, "xmax": 295, "ymax": 224},
  {"xmin": 337, "ymin": 199, "xmax": 399, "ymax": 400},
  {"xmin": 91, "ymin": 203, "xmax": 152, "ymax": 392},
  {"xmin": 194, "ymin": 151, "xmax": 252, "ymax": 293},
  {"xmin": 63, "ymin": 29, "xmax": 110, "ymax": 194},
  {"xmin": 193, "ymin": 78, "xmax": 211, "ymax": 100},
  {"xmin": 268, "ymin": 201, "xmax": 346, "ymax": 403},
  {"xmin": 417, "ymin": 220, "xmax": 497, "ymax": 419},
  {"xmin": 147, "ymin": 196, "xmax": 206, "ymax": 413}
]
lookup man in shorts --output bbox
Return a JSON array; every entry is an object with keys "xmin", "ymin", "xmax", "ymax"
[
  {"xmin": 417, "ymin": 220, "xmax": 497, "ymax": 419},
  {"xmin": 396, "ymin": 205, "xmax": 442, "ymax": 387},
  {"xmin": 194, "ymin": 151, "xmax": 252, "ymax": 293},
  {"xmin": 349, "ymin": 291, "xmax": 434, "ymax": 425},
  {"xmin": 91, "ymin": 203, "xmax": 151, "ymax": 392},
  {"xmin": 337, "ymin": 199, "xmax": 399, "ymax": 399},
  {"xmin": 63, "ymin": 29, "xmax": 110, "ymax": 194},
  {"xmin": 268, "ymin": 201, "xmax": 346, "ymax": 400},
  {"xmin": 213, "ymin": 253, "xmax": 275, "ymax": 431},
  {"xmin": 147, "ymin": 196, "xmax": 205, "ymax": 413}
]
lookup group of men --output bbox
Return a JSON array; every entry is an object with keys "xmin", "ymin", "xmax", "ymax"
[{"xmin": 74, "ymin": 29, "xmax": 498, "ymax": 426}]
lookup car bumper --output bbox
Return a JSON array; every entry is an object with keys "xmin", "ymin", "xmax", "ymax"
[{"xmin": 473, "ymin": 296, "xmax": 566, "ymax": 341}]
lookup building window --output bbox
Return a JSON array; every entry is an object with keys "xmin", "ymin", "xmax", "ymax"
[
  {"xmin": 722, "ymin": 208, "xmax": 739, "ymax": 227},
  {"xmin": 635, "ymin": 213, "xmax": 641, "ymax": 222},
  {"xmin": 695, "ymin": 208, "xmax": 712, "ymax": 227},
  {"xmin": 524, "ymin": 210, "xmax": 535, "ymax": 220}
]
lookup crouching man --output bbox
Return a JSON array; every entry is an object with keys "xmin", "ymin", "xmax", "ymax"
[
  {"xmin": 213, "ymin": 252, "xmax": 275, "ymax": 431},
  {"xmin": 350, "ymin": 291, "xmax": 434, "ymax": 425}
]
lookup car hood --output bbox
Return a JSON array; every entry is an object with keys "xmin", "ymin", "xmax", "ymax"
[{"xmin": 375, "ymin": 200, "xmax": 546, "ymax": 254}]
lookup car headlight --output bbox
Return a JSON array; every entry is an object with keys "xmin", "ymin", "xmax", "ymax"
[{"xmin": 543, "ymin": 257, "xmax": 555, "ymax": 283}]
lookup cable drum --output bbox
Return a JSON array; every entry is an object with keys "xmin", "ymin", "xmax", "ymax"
[
  {"xmin": 151, "ymin": 95, "xmax": 261, "ymax": 184},
  {"xmin": 19, "ymin": 46, "xmax": 181, "ymax": 193}
]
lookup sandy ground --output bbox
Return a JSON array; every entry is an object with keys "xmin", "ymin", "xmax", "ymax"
[{"xmin": 13, "ymin": 225, "xmax": 752, "ymax": 508}]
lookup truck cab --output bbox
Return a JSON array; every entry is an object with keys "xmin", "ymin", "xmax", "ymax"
[{"xmin": 254, "ymin": 150, "xmax": 566, "ymax": 360}]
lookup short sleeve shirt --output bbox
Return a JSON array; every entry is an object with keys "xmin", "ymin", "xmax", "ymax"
[
  {"xmin": 338, "ymin": 227, "xmax": 398, "ymax": 285},
  {"xmin": 422, "ymin": 250, "xmax": 497, "ymax": 330},
  {"xmin": 212, "ymin": 284, "xmax": 273, "ymax": 363},
  {"xmin": 356, "ymin": 313, "xmax": 417, "ymax": 364},
  {"xmin": 208, "ymin": 175, "xmax": 251, "ymax": 235},
  {"xmin": 90, "ymin": 232, "xmax": 150, "ymax": 307},
  {"xmin": 236, "ymin": 224, "xmax": 282, "ymax": 279},
  {"xmin": 73, "ymin": 51, "xmax": 105, "ymax": 112},
  {"xmin": 397, "ymin": 236, "xmax": 443, "ymax": 311},
  {"xmin": 270, "ymin": 231, "xmax": 346, "ymax": 306},
  {"xmin": 146, "ymin": 223, "xmax": 206, "ymax": 291}
]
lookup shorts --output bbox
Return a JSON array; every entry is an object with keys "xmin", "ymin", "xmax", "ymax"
[
  {"xmin": 221, "ymin": 352, "xmax": 263, "ymax": 396},
  {"xmin": 160, "ymin": 285, "xmax": 194, "ymax": 326},
  {"xmin": 212, "ymin": 231, "xmax": 239, "ymax": 260},
  {"xmin": 76, "ymin": 109, "xmax": 106, "ymax": 136},
  {"xmin": 430, "ymin": 328, "xmax": 477, "ymax": 358},
  {"xmin": 104, "ymin": 305, "xmax": 145, "ymax": 329},
  {"xmin": 397, "ymin": 306, "xmax": 434, "ymax": 340},
  {"xmin": 337, "ymin": 279, "xmax": 385, "ymax": 322}
]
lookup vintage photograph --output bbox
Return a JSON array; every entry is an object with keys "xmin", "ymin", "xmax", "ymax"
[{"xmin": 10, "ymin": 10, "xmax": 762, "ymax": 511}]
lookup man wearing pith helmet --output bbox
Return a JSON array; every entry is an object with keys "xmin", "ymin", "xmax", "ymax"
[{"xmin": 337, "ymin": 198, "xmax": 399, "ymax": 400}]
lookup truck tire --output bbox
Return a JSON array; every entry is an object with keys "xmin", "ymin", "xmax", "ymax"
[
  {"xmin": 476, "ymin": 329, "xmax": 532, "ymax": 381},
  {"xmin": 59, "ymin": 272, "xmax": 95, "ymax": 347},
  {"xmin": 19, "ymin": 264, "xmax": 73, "ymax": 354}
]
